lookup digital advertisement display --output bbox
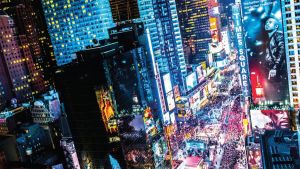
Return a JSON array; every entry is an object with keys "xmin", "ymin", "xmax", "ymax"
[
  {"xmin": 189, "ymin": 91, "xmax": 200, "ymax": 107},
  {"xmin": 196, "ymin": 65, "xmax": 205, "ymax": 84},
  {"xmin": 52, "ymin": 164, "xmax": 64, "ymax": 169},
  {"xmin": 186, "ymin": 72, "xmax": 198, "ymax": 91},
  {"xmin": 250, "ymin": 110, "xmax": 290, "ymax": 130},
  {"xmin": 242, "ymin": 0, "xmax": 289, "ymax": 103},
  {"xmin": 152, "ymin": 138, "xmax": 168, "ymax": 168},
  {"xmin": 210, "ymin": 17, "xmax": 219, "ymax": 42},
  {"xmin": 247, "ymin": 147, "xmax": 262, "ymax": 169},
  {"xmin": 118, "ymin": 115, "xmax": 153, "ymax": 168},
  {"xmin": 143, "ymin": 107, "xmax": 157, "ymax": 137},
  {"xmin": 95, "ymin": 89, "xmax": 117, "ymax": 134},
  {"xmin": 166, "ymin": 91, "xmax": 175, "ymax": 111},
  {"xmin": 163, "ymin": 112, "xmax": 170, "ymax": 125},
  {"xmin": 186, "ymin": 140, "xmax": 206, "ymax": 150},
  {"xmin": 48, "ymin": 99, "xmax": 61, "ymax": 120},
  {"xmin": 173, "ymin": 85, "xmax": 181, "ymax": 101},
  {"xmin": 163, "ymin": 73, "xmax": 172, "ymax": 93}
]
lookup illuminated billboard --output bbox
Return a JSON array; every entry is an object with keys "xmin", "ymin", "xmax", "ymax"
[
  {"xmin": 143, "ymin": 108, "xmax": 158, "ymax": 137},
  {"xmin": 152, "ymin": 138, "xmax": 168, "ymax": 168},
  {"xmin": 48, "ymin": 99, "xmax": 61, "ymax": 120},
  {"xmin": 189, "ymin": 91, "xmax": 200, "ymax": 108},
  {"xmin": 173, "ymin": 85, "xmax": 181, "ymax": 101},
  {"xmin": 163, "ymin": 112, "xmax": 170, "ymax": 125},
  {"xmin": 119, "ymin": 115, "xmax": 153, "ymax": 168},
  {"xmin": 52, "ymin": 164, "xmax": 63, "ymax": 169},
  {"xmin": 196, "ymin": 65, "xmax": 205, "ymax": 84},
  {"xmin": 232, "ymin": 5, "xmax": 250, "ymax": 101},
  {"xmin": 247, "ymin": 147, "xmax": 262, "ymax": 169},
  {"xmin": 95, "ymin": 89, "xmax": 117, "ymax": 134},
  {"xmin": 166, "ymin": 91, "xmax": 175, "ymax": 111},
  {"xmin": 210, "ymin": 17, "xmax": 219, "ymax": 42},
  {"xmin": 250, "ymin": 110, "xmax": 290, "ymax": 130},
  {"xmin": 163, "ymin": 73, "xmax": 172, "ymax": 93},
  {"xmin": 242, "ymin": 0, "xmax": 289, "ymax": 103},
  {"xmin": 186, "ymin": 72, "xmax": 197, "ymax": 91}
]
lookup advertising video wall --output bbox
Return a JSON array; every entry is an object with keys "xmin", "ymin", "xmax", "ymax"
[
  {"xmin": 242, "ymin": 0, "xmax": 289, "ymax": 103},
  {"xmin": 118, "ymin": 115, "xmax": 153, "ymax": 168},
  {"xmin": 250, "ymin": 110, "xmax": 290, "ymax": 130},
  {"xmin": 247, "ymin": 147, "xmax": 262, "ymax": 169},
  {"xmin": 186, "ymin": 72, "xmax": 198, "ymax": 91}
]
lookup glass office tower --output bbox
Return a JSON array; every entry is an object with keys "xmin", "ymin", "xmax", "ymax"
[
  {"xmin": 137, "ymin": 0, "xmax": 187, "ymax": 93},
  {"xmin": 176, "ymin": 0, "xmax": 212, "ymax": 64},
  {"xmin": 41, "ymin": 0, "xmax": 115, "ymax": 66}
]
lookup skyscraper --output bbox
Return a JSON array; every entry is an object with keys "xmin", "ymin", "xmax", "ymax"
[
  {"xmin": 0, "ymin": 12, "xmax": 34, "ymax": 102},
  {"xmin": 281, "ymin": 0, "xmax": 300, "ymax": 109},
  {"xmin": 137, "ymin": 0, "xmax": 187, "ymax": 94},
  {"xmin": 41, "ymin": 0, "xmax": 115, "ymax": 66},
  {"xmin": 176, "ymin": 0, "xmax": 212, "ymax": 64},
  {"xmin": 1, "ymin": 0, "xmax": 54, "ymax": 92},
  {"xmin": 0, "ymin": 36, "xmax": 12, "ymax": 109},
  {"xmin": 55, "ymin": 42, "xmax": 125, "ymax": 168},
  {"xmin": 109, "ymin": 0, "xmax": 140, "ymax": 22}
]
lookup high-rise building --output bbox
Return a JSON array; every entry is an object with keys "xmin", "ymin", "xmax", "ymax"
[
  {"xmin": 281, "ymin": 0, "xmax": 300, "ymax": 109},
  {"xmin": 176, "ymin": 0, "xmax": 212, "ymax": 64},
  {"xmin": 0, "ymin": 12, "xmax": 36, "ymax": 102},
  {"xmin": 55, "ymin": 22, "xmax": 171, "ymax": 167},
  {"xmin": 1, "ymin": 0, "xmax": 54, "ymax": 93},
  {"xmin": 54, "ymin": 42, "xmax": 125, "ymax": 168},
  {"xmin": 137, "ymin": 0, "xmax": 187, "ymax": 93},
  {"xmin": 109, "ymin": 0, "xmax": 140, "ymax": 22},
  {"xmin": 109, "ymin": 23, "xmax": 170, "ymax": 168},
  {"xmin": 41, "ymin": 0, "xmax": 115, "ymax": 66},
  {"xmin": 0, "ymin": 46, "xmax": 12, "ymax": 109}
]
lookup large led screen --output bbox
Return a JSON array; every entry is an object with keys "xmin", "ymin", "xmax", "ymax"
[
  {"xmin": 166, "ymin": 91, "xmax": 175, "ymax": 111},
  {"xmin": 242, "ymin": 0, "xmax": 289, "ymax": 103},
  {"xmin": 196, "ymin": 65, "xmax": 205, "ymax": 84},
  {"xmin": 163, "ymin": 73, "xmax": 172, "ymax": 93},
  {"xmin": 48, "ymin": 99, "xmax": 61, "ymax": 120},
  {"xmin": 247, "ymin": 147, "xmax": 262, "ymax": 169},
  {"xmin": 250, "ymin": 110, "xmax": 290, "ymax": 130},
  {"xmin": 186, "ymin": 72, "xmax": 197, "ymax": 91},
  {"xmin": 118, "ymin": 115, "xmax": 153, "ymax": 168}
]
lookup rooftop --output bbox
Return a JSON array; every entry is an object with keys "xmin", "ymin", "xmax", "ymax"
[{"xmin": 261, "ymin": 130, "xmax": 300, "ymax": 169}]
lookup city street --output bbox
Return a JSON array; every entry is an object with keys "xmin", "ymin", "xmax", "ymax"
[{"xmin": 175, "ymin": 61, "xmax": 248, "ymax": 169}]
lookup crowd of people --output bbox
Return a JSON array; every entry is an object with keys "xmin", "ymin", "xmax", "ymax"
[
  {"xmin": 219, "ymin": 92, "xmax": 247, "ymax": 169},
  {"xmin": 171, "ymin": 63, "xmax": 250, "ymax": 169}
]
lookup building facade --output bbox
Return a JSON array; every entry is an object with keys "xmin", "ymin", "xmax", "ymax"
[
  {"xmin": 31, "ymin": 90, "xmax": 61, "ymax": 124},
  {"xmin": 109, "ymin": 0, "xmax": 140, "ymax": 22},
  {"xmin": 176, "ymin": 0, "xmax": 212, "ymax": 64},
  {"xmin": 0, "ymin": 13, "xmax": 36, "ymax": 102},
  {"xmin": 55, "ymin": 42, "xmax": 125, "ymax": 168},
  {"xmin": 137, "ymin": 0, "xmax": 187, "ymax": 93},
  {"xmin": 41, "ymin": 0, "xmax": 115, "ymax": 66},
  {"xmin": 1, "ymin": 0, "xmax": 57, "ymax": 89},
  {"xmin": 281, "ymin": 0, "xmax": 300, "ymax": 109}
]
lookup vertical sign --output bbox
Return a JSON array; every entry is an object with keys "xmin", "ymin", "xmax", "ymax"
[{"xmin": 232, "ymin": 5, "xmax": 250, "ymax": 101}]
